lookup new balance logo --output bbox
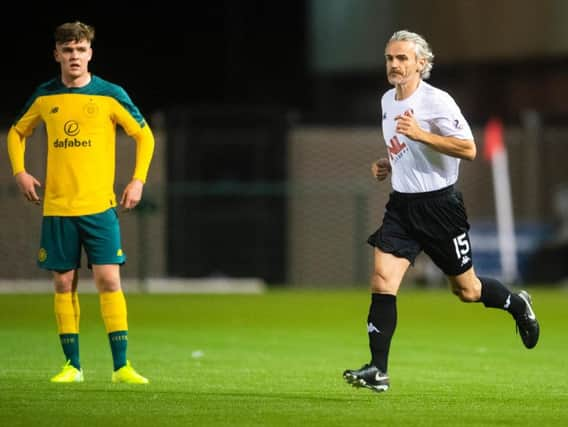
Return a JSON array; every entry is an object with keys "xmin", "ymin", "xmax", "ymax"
[{"xmin": 367, "ymin": 322, "xmax": 381, "ymax": 334}]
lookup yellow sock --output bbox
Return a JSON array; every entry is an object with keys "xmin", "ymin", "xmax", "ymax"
[
  {"xmin": 71, "ymin": 292, "xmax": 80, "ymax": 332},
  {"xmin": 54, "ymin": 292, "xmax": 78, "ymax": 334},
  {"xmin": 100, "ymin": 290, "xmax": 128, "ymax": 333}
]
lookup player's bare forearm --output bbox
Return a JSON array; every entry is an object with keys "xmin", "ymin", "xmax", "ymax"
[
  {"xmin": 418, "ymin": 133, "xmax": 476, "ymax": 161},
  {"xmin": 395, "ymin": 113, "xmax": 476, "ymax": 161}
]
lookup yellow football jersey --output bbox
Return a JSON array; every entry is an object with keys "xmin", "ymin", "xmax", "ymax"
[{"xmin": 8, "ymin": 75, "xmax": 154, "ymax": 216}]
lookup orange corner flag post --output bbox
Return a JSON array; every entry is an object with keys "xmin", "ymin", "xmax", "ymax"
[
  {"xmin": 483, "ymin": 118, "xmax": 505, "ymax": 161},
  {"xmin": 483, "ymin": 118, "xmax": 518, "ymax": 284}
]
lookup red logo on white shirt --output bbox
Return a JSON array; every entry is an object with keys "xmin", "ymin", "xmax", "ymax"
[{"xmin": 388, "ymin": 135, "xmax": 407, "ymax": 158}]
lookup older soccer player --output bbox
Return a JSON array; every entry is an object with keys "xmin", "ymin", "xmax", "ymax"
[{"xmin": 343, "ymin": 29, "xmax": 539, "ymax": 393}]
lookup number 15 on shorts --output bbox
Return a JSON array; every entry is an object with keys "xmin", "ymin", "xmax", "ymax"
[{"xmin": 452, "ymin": 233, "xmax": 470, "ymax": 259}]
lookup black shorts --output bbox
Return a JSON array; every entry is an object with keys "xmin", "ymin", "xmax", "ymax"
[{"xmin": 367, "ymin": 185, "xmax": 473, "ymax": 276}]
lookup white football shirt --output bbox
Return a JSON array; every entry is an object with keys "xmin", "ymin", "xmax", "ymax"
[{"xmin": 380, "ymin": 80, "xmax": 474, "ymax": 193}]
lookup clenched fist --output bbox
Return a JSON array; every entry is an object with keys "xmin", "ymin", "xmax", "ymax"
[{"xmin": 371, "ymin": 158, "xmax": 391, "ymax": 181}]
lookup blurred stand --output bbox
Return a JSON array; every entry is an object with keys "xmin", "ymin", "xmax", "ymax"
[{"xmin": 524, "ymin": 186, "xmax": 568, "ymax": 283}]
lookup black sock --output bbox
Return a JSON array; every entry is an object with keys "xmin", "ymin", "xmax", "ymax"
[
  {"xmin": 367, "ymin": 293, "xmax": 397, "ymax": 373},
  {"xmin": 479, "ymin": 276, "xmax": 525, "ymax": 317}
]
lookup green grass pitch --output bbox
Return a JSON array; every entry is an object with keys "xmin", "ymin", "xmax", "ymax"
[{"xmin": 0, "ymin": 287, "xmax": 567, "ymax": 426}]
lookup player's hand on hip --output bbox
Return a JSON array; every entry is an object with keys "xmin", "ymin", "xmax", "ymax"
[
  {"xmin": 372, "ymin": 158, "xmax": 391, "ymax": 181},
  {"xmin": 120, "ymin": 179, "xmax": 144, "ymax": 210},
  {"xmin": 15, "ymin": 171, "xmax": 42, "ymax": 204}
]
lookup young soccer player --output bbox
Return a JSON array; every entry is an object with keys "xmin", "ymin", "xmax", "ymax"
[{"xmin": 7, "ymin": 21, "xmax": 154, "ymax": 383}]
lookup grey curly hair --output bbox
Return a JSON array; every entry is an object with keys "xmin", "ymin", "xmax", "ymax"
[{"xmin": 390, "ymin": 30, "xmax": 434, "ymax": 80}]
